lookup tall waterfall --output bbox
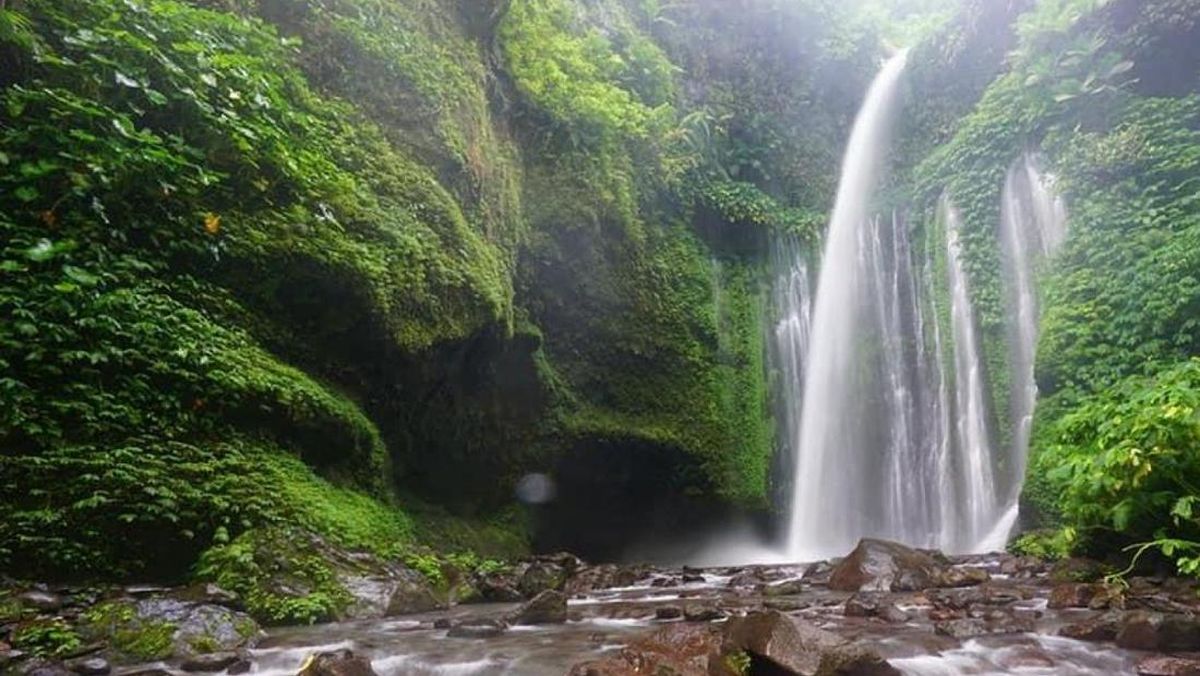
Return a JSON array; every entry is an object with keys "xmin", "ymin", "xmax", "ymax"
[
  {"xmin": 778, "ymin": 52, "xmax": 1071, "ymax": 560},
  {"xmin": 786, "ymin": 51, "xmax": 912, "ymax": 558},
  {"xmin": 997, "ymin": 154, "xmax": 1069, "ymax": 509}
]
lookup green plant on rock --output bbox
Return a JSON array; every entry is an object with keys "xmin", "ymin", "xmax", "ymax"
[{"xmin": 11, "ymin": 619, "xmax": 83, "ymax": 658}]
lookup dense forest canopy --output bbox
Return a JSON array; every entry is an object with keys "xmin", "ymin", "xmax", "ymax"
[{"xmin": 1, "ymin": 0, "xmax": 1200, "ymax": 659}]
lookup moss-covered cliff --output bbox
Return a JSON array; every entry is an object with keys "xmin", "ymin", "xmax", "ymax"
[{"xmin": 0, "ymin": 0, "xmax": 875, "ymax": 577}]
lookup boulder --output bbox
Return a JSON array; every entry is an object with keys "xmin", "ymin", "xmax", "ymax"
[
  {"xmin": 447, "ymin": 619, "xmax": 507, "ymax": 639},
  {"xmin": 1059, "ymin": 611, "xmax": 1123, "ymax": 642},
  {"xmin": 382, "ymin": 569, "xmax": 444, "ymax": 617},
  {"xmin": 513, "ymin": 590, "xmax": 567, "ymax": 625},
  {"xmin": 829, "ymin": 540, "xmax": 942, "ymax": 592},
  {"xmin": 763, "ymin": 579, "xmax": 806, "ymax": 597},
  {"xmin": 80, "ymin": 598, "xmax": 260, "ymax": 665},
  {"xmin": 1137, "ymin": 656, "xmax": 1200, "ymax": 676},
  {"xmin": 568, "ymin": 623, "xmax": 720, "ymax": 676},
  {"xmin": 1118, "ymin": 611, "xmax": 1164, "ymax": 651},
  {"xmin": 934, "ymin": 614, "xmax": 1035, "ymax": 639},
  {"xmin": 682, "ymin": 605, "xmax": 726, "ymax": 622},
  {"xmin": 1047, "ymin": 583, "xmax": 1099, "ymax": 609},
  {"xmin": 718, "ymin": 611, "xmax": 898, "ymax": 676},
  {"xmin": 936, "ymin": 567, "xmax": 990, "ymax": 588},
  {"xmin": 297, "ymin": 650, "xmax": 377, "ymax": 676},
  {"xmin": 518, "ymin": 561, "xmax": 567, "ymax": 598},
  {"xmin": 880, "ymin": 604, "xmax": 910, "ymax": 623},
  {"xmin": 844, "ymin": 593, "xmax": 881, "ymax": 618}
]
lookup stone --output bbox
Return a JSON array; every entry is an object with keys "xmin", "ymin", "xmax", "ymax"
[
  {"xmin": 844, "ymin": 593, "xmax": 881, "ymax": 618},
  {"xmin": 829, "ymin": 539, "xmax": 942, "ymax": 592},
  {"xmin": 174, "ymin": 584, "xmax": 239, "ymax": 608},
  {"xmin": 1050, "ymin": 558, "xmax": 1108, "ymax": 583},
  {"xmin": 180, "ymin": 652, "xmax": 240, "ymax": 673},
  {"xmin": 999, "ymin": 556, "xmax": 1046, "ymax": 577},
  {"xmin": 719, "ymin": 610, "xmax": 898, "ymax": 676},
  {"xmin": 1160, "ymin": 614, "xmax": 1200, "ymax": 651},
  {"xmin": 937, "ymin": 566, "xmax": 991, "ymax": 588},
  {"xmin": 64, "ymin": 657, "xmax": 109, "ymax": 676},
  {"xmin": 763, "ymin": 598, "xmax": 811, "ymax": 612},
  {"xmin": 803, "ymin": 560, "xmax": 837, "ymax": 586},
  {"xmin": 19, "ymin": 659, "xmax": 73, "ymax": 676},
  {"xmin": 681, "ymin": 573, "xmax": 705, "ymax": 583},
  {"xmin": 682, "ymin": 605, "xmax": 726, "ymax": 622},
  {"xmin": 762, "ymin": 579, "xmax": 806, "ymax": 596},
  {"xmin": 518, "ymin": 561, "xmax": 567, "ymax": 598},
  {"xmin": 1058, "ymin": 611, "xmax": 1123, "ymax": 642},
  {"xmin": 655, "ymin": 606, "xmax": 682, "ymax": 620},
  {"xmin": 1118, "ymin": 611, "xmax": 1165, "ymax": 651},
  {"xmin": 1137, "ymin": 656, "xmax": 1200, "ymax": 676},
  {"xmin": 880, "ymin": 604, "xmax": 910, "ymax": 623},
  {"xmin": 568, "ymin": 623, "xmax": 719, "ymax": 676},
  {"xmin": 383, "ymin": 569, "xmax": 444, "ymax": 617},
  {"xmin": 934, "ymin": 614, "xmax": 1035, "ymax": 639},
  {"xmin": 17, "ymin": 592, "xmax": 63, "ymax": 613},
  {"xmin": 513, "ymin": 590, "xmax": 567, "ymax": 625},
  {"xmin": 297, "ymin": 650, "xmax": 377, "ymax": 676},
  {"xmin": 1048, "ymin": 582, "xmax": 1100, "ymax": 609},
  {"xmin": 432, "ymin": 618, "xmax": 453, "ymax": 629},
  {"xmin": 447, "ymin": 620, "xmax": 507, "ymax": 639},
  {"xmin": 227, "ymin": 659, "xmax": 251, "ymax": 675}
]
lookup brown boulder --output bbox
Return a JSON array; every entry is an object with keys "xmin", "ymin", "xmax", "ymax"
[
  {"xmin": 297, "ymin": 650, "xmax": 377, "ymax": 676},
  {"xmin": 829, "ymin": 539, "xmax": 942, "ymax": 592},
  {"xmin": 1137, "ymin": 656, "xmax": 1200, "ymax": 676},
  {"xmin": 1047, "ymin": 583, "xmax": 1100, "ymax": 609},
  {"xmin": 1058, "ymin": 611, "xmax": 1123, "ymax": 642},
  {"xmin": 513, "ymin": 590, "xmax": 567, "ymax": 625}
]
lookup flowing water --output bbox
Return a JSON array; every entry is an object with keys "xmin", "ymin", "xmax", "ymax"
[
  {"xmin": 779, "ymin": 54, "xmax": 1068, "ymax": 558},
  {"xmin": 998, "ymin": 154, "xmax": 1069, "ymax": 508},
  {"xmin": 786, "ymin": 50, "xmax": 912, "ymax": 559}
]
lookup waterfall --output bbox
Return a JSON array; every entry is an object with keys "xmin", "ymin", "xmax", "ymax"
[
  {"xmin": 786, "ymin": 51, "xmax": 911, "ymax": 558},
  {"xmin": 997, "ymin": 154, "xmax": 1069, "ymax": 511},
  {"xmin": 942, "ymin": 198, "xmax": 1000, "ymax": 550},
  {"xmin": 772, "ymin": 236, "xmax": 813, "ymax": 509}
]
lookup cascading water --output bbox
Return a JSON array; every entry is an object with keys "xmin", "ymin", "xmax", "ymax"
[
  {"xmin": 942, "ymin": 198, "xmax": 1001, "ymax": 550},
  {"xmin": 787, "ymin": 51, "xmax": 917, "ymax": 558},
  {"xmin": 996, "ymin": 154, "xmax": 1069, "ymax": 513},
  {"xmin": 778, "ymin": 50, "xmax": 1071, "ymax": 560}
]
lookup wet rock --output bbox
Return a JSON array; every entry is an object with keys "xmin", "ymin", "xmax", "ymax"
[
  {"xmin": 844, "ymin": 593, "xmax": 881, "ymax": 618},
  {"xmin": 1137, "ymin": 655, "xmax": 1200, "ymax": 676},
  {"xmin": 64, "ymin": 657, "xmax": 109, "ymax": 676},
  {"xmin": 513, "ymin": 590, "xmax": 567, "ymax": 625},
  {"xmin": 569, "ymin": 623, "xmax": 719, "ymax": 676},
  {"xmin": 1118, "ymin": 611, "xmax": 1164, "ymax": 650},
  {"xmin": 227, "ymin": 659, "xmax": 251, "ymax": 675},
  {"xmin": 655, "ymin": 606, "xmax": 682, "ymax": 620},
  {"xmin": 719, "ymin": 610, "xmax": 899, "ymax": 676},
  {"xmin": 473, "ymin": 572, "xmax": 524, "ymax": 603},
  {"xmin": 681, "ymin": 573, "xmax": 705, "ymax": 584},
  {"xmin": 432, "ymin": 618, "xmax": 453, "ymax": 629},
  {"xmin": 17, "ymin": 592, "xmax": 63, "ymax": 613},
  {"xmin": 803, "ymin": 560, "xmax": 837, "ymax": 586},
  {"xmin": 173, "ymin": 584, "xmax": 239, "ymax": 608},
  {"xmin": 933, "ymin": 613, "xmax": 1035, "ymax": 639},
  {"xmin": 829, "ymin": 539, "xmax": 942, "ymax": 592},
  {"xmin": 936, "ymin": 566, "xmax": 990, "ymax": 588},
  {"xmin": 682, "ymin": 605, "xmax": 726, "ymax": 622},
  {"xmin": 999, "ymin": 556, "xmax": 1046, "ymax": 577},
  {"xmin": 18, "ymin": 659, "xmax": 73, "ymax": 676},
  {"xmin": 1050, "ymin": 558, "xmax": 1108, "ymax": 583},
  {"xmin": 383, "ymin": 569, "xmax": 444, "ymax": 617},
  {"xmin": 297, "ymin": 649, "xmax": 377, "ymax": 676},
  {"xmin": 880, "ymin": 604, "xmax": 910, "ymax": 623},
  {"xmin": 1047, "ymin": 582, "xmax": 1099, "ymax": 609},
  {"xmin": 79, "ymin": 598, "xmax": 260, "ymax": 664},
  {"xmin": 180, "ymin": 651, "xmax": 240, "ymax": 672},
  {"xmin": 925, "ymin": 586, "xmax": 985, "ymax": 610},
  {"xmin": 564, "ymin": 564, "xmax": 648, "ymax": 595},
  {"xmin": 447, "ymin": 619, "xmax": 507, "ymax": 639},
  {"xmin": 650, "ymin": 577, "xmax": 680, "ymax": 588},
  {"xmin": 518, "ymin": 561, "xmax": 567, "ymax": 598},
  {"xmin": 727, "ymin": 569, "xmax": 767, "ymax": 589},
  {"xmin": 1059, "ymin": 611, "xmax": 1123, "ymax": 642},
  {"xmin": 762, "ymin": 579, "xmax": 805, "ymax": 597}
]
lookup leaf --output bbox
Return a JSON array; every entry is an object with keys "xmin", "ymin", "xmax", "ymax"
[
  {"xmin": 62, "ymin": 265, "xmax": 99, "ymax": 287},
  {"xmin": 25, "ymin": 239, "xmax": 55, "ymax": 262},
  {"xmin": 14, "ymin": 186, "xmax": 39, "ymax": 203},
  {"xmin": 1107, "ymin": 61, "xmax": 1135, "ymax": 78},
  {"xmin": 114, "ymin": 71, "xmax": 140, "ymax": 88}
]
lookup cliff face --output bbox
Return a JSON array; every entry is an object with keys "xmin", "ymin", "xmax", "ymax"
[{"xmin": 0, "ymin": 0, "xmax": 871, "ymax": 576}]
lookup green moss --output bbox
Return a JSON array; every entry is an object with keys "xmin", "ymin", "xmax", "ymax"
[
  {"xmin": 12, "ymin": 619, "xmax": 83, "ymax": 658},
  {"xmin": 81, "ymin": 601, "xmax": 176, "ymax": 662}
]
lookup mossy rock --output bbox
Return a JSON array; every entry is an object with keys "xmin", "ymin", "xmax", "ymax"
[{"xmin": 79, "ymin": 598, "xmax": 260, "ymax": 665}]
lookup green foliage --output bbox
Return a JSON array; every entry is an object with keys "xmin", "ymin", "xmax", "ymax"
[
  {"xmin": 1009, "ymin": 529, "xmax": 1074, "ymax": 561},
  {"xmin": 194, "ymin": 528, "xmax": 353, "ymax": 626},
  {"xmin": 11, "ymin": 619, "xmax": 83, "ymax": 657},
  {"xmin": 1037, "ymin": 360, "xmax": 1200, "ymax": 574}
]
